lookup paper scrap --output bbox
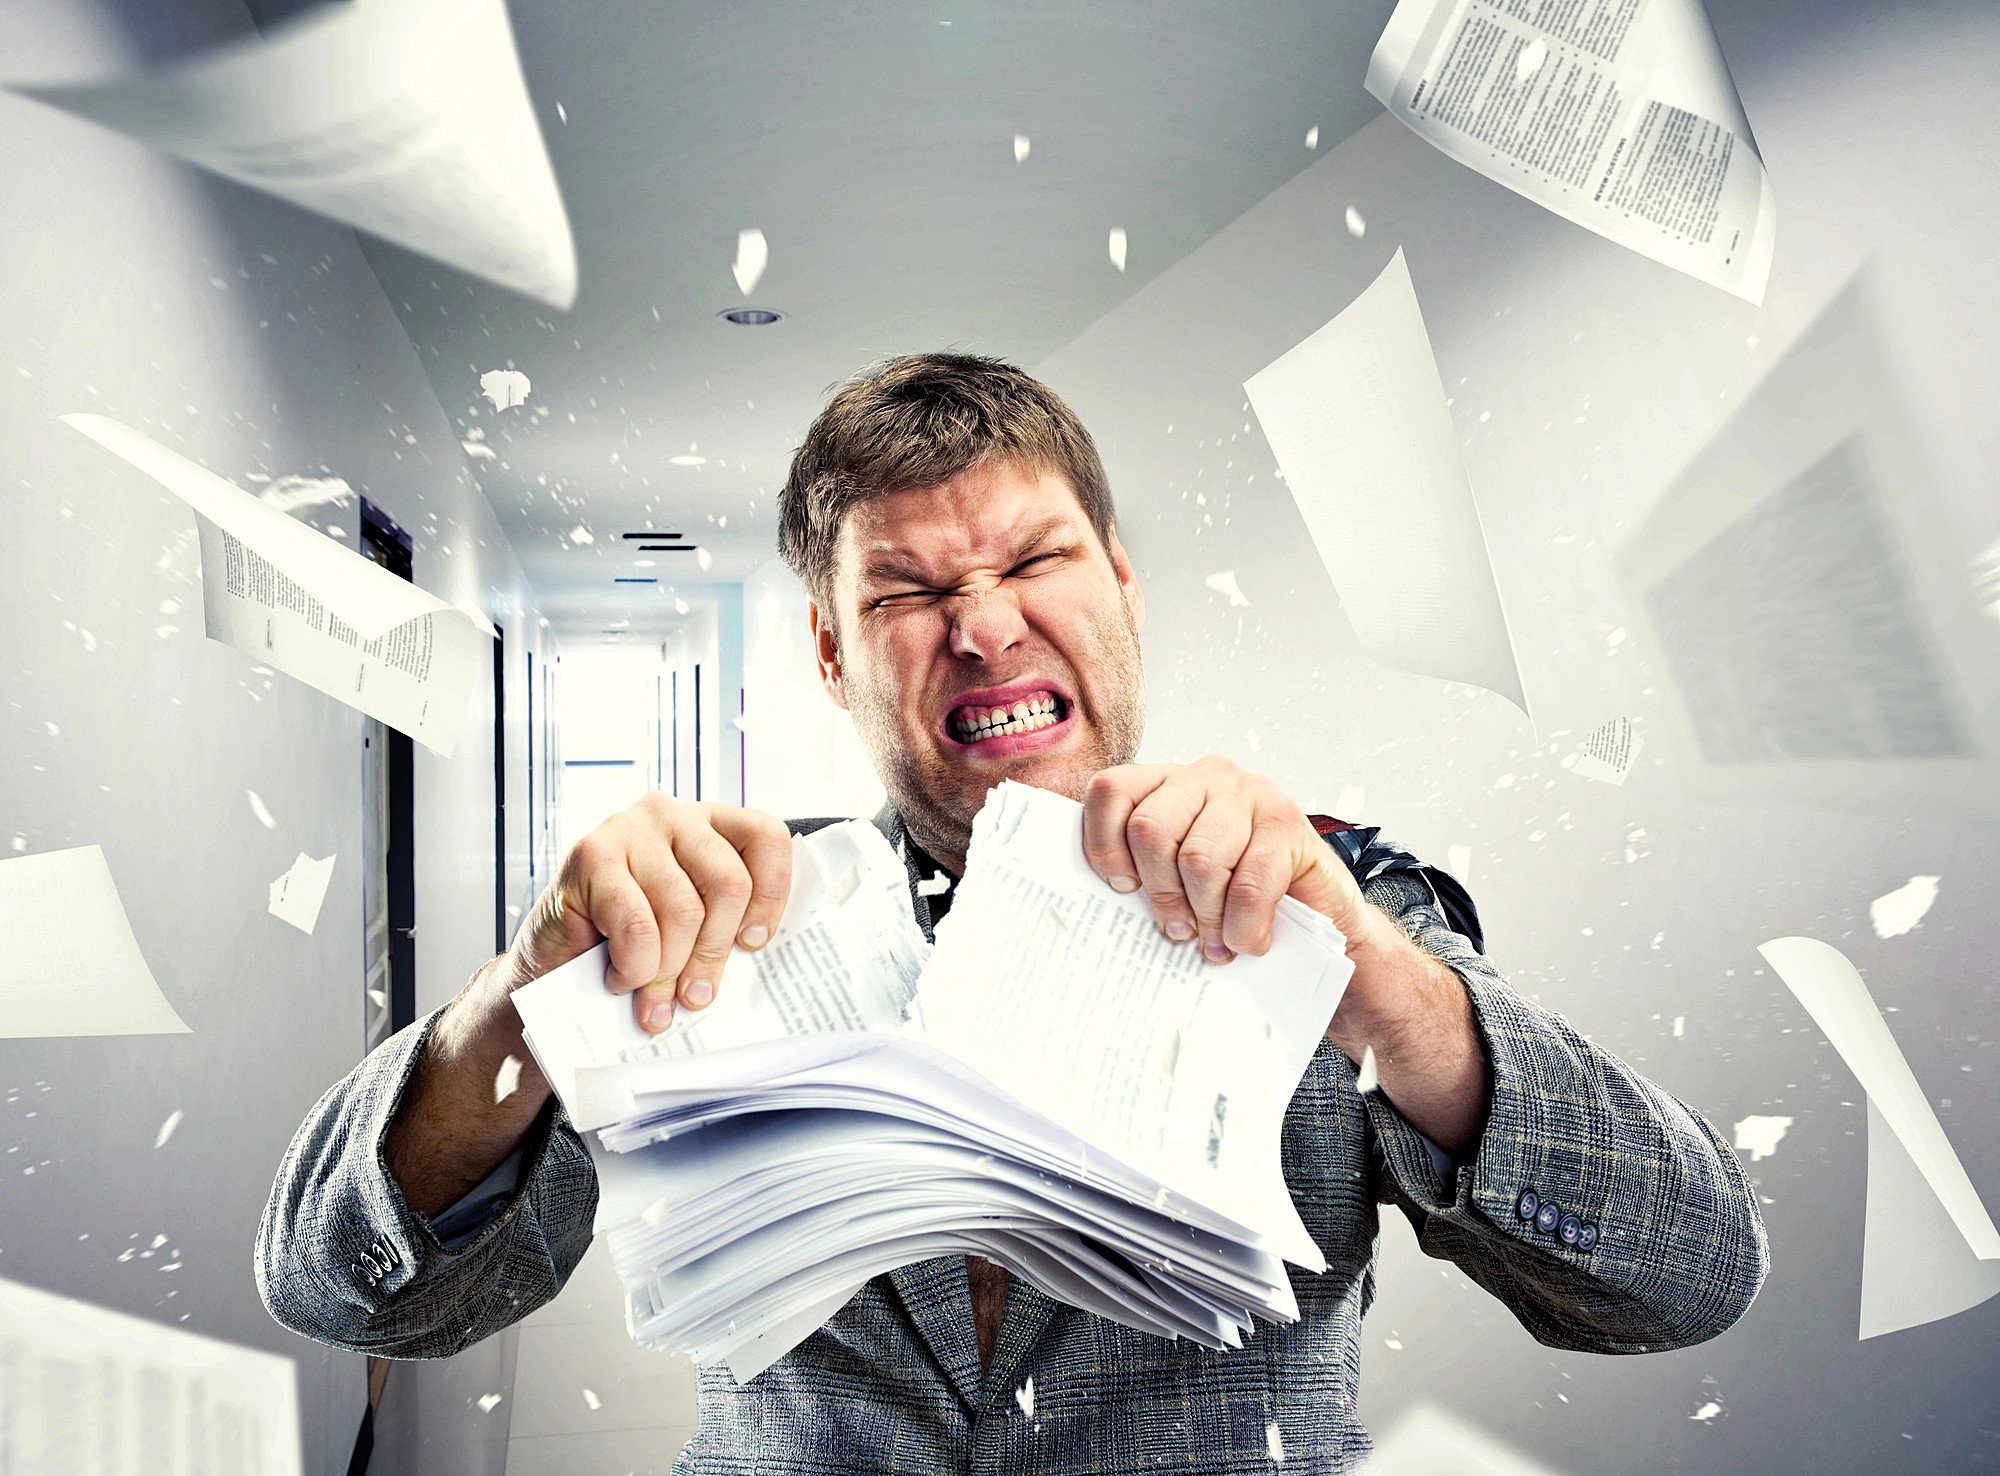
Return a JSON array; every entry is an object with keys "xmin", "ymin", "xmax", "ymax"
[
  {"xmin": 154, "ymin": 1108, "xmax": 185, "ymax": 1149},
  {"xmin": 582, "ymin": 1388, "xmax": 601, "ymax": 1410},
  {"xmin": 495, "ymin": 1053, "xmax": 524, "ymax": 1103},
  {"xmin": 1015, "ymin": 1374, "xmax": 1034, "ymax": 1417},
  {"xmin": 1365, "ymin": 0, "xmax": 1776, "ymax": 302},
  {"xmin": 1013, "ymin": 134, "xmax": 1031, "ymax": 162},
  {"xmin": 477, "ymin": 1393, "xmax": 504, "ymax": 1412},
  {"xmin": 1572, "ymin": 717, "xmax": 1643, "ymax": 785},
  {"xmin": 1673, "ymin": 1014, "xmax": 1685, "ymax": 1037},
  {"xmin": 1246, "ymin": 250, "xmax": 1528, "ymax": 717},
  {"xmin": 65, "ymin": 415, "xmax": 489, "ymax": 756},
  {"xmin": 1689, "ymin": 1400, "xmax": 1724, "ymax": 1424},
  {"xmin": 1446, "ymin": 844, "xmax": 1472, "ymax": 882},
  {"xmin": 1305, "ymin": 126, "xmax": 1319, "ymax": 150},
  {"xmin": 1759, "ymin": 936, "xmax": 2000, "ymax": 1338},
  {"xmin": 1108, "ymin": 227, "xmax": 1128, "ymax": 272},
  {"xmin": 1354, "ymin": 1045, "xmax": 1379, "ymax": 1094},
  {"xmin": 1971, "ymin": 538, "xmax": 2000, "ymax": 620},
  {"xmin": 1344, "ymin": 205, "xmax": 1365, "ymax": 238},
  {"xmin": 12, "ymin": 0, "xmax": 576, "ymax": 306},
  {"xmin": 247, "ymin": 790, "xmax": 278, "ymax": 829},
  {"xmin": 732, "ymin": 228, "xmax": 769, "ymax": 295},
  {"xmin": 1732, "ymin": 1114, "xmax": 1792, "ymax": 1162},
  {"xmin": 1, "ymin": 846, "xmax": 190, "ymax": 1038},
  {"xmin": 259, "ymin": 474, "xmax": 352, "ymax": 516},
  {"xmin": 1870, "ymin": 876, "xmax": 1940, "ymax": 939},
  {"xmin": 1205, "ymin": 570, "xmax": 1251, "ymax": 607},
  {"xmin": 1267, "ymin": 1421, "xmax": 1285, "ymax": 1462},
  {"xmin": 641, "ymin": 1195, "xmax": 672, "ymax": 1228},
  {"xmin": 480, "ymin": 369, "xmax": 531, "ymax": 411},
  {"xmin": 268, "ymin": 852, "xmax": 336, "ymax": 934},
  {"xmin": 0, "ymin": 1276, "xmax": 302, "ymax": 1473},
  {"xmin": 915, "ymin": 873, "xmax": 952, "ymax": 899}
]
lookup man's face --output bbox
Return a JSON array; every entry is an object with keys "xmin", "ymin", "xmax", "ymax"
[{"xmin": 810, "ymin": 458, "xmax": 1147, "ymax": 869}]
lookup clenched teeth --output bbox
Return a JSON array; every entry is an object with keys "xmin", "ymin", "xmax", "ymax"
[{"xmin": 951, "ymin": 692, "xmax": 1063, "ymax": 743}]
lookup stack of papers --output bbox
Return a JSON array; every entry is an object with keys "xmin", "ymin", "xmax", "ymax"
[{"xmin": 513, "ymin": 782, "xmax": 1354, "ymax": 1381}]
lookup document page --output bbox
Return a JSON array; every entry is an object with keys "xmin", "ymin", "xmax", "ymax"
[
  {"xmin": 64, "ymin": 414, "xmax": 489, "ymax": 757},
  {"xmin": 513, "ymin": 820, "xmax": 928, "ymax": 1102},
  {"xmin": 0, "ymin": 1276, "xmax": 302, "ymax": 1475},
  {"xmin": 1366, "ymin": 0, "xmax": 1775, "ymax": 302},
  {"xmin": 0, "ymin": 846, "xmax": 189, "ymax": 1039},
  {"xmin": 1245, "ymin": 250, "xmax": 1530, "ymax": 718},
  {"xmin": 915, "ymin": 783, "xmax": 1353, "ymax": 1243},
  {"xmin": 13, "ymin": 0, "xmax": 576, "ymax": 307}
]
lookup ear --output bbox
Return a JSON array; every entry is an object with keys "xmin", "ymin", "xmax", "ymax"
[
  {"xmin": 1107, "ymin": 524, "xmax": 1145, "ymax": 633},
  {"xmin": 808, "ymin": 601, "xmax": 850, "ymax": 711}
]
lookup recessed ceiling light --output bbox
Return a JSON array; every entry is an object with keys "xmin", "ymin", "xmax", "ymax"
[
  {"xmin": 718, "ymin": 307, "xmax": 782, "ymax": 327},
  {"xmin": 633, "ymin": 559, "xmax": 656, "ymax": 568}
]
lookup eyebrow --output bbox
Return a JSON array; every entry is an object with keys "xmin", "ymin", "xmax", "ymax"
[{"xmin": 859, "ymin": 514, "xmax": 1078, "ymax": 589}]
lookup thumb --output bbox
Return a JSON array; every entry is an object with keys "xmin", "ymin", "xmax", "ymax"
[
  {"xmin": 502, "ymin": 882, "xmax": 600, "ymax": 991},
  {"xmin": 1285, "ymin": 835, "xmax": 1374, "ymax": 943}
]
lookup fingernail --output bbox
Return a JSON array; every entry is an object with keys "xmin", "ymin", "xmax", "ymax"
[
  {"xmin": 645, "ymin": 999, "xmax": 676, "ymax": 1032},
  {"xmin": 682, "ymin": 977, "xmax": 714, "ymax": 1007},
  {"xmin": 1108, "ymin": 875, "xmax": 1139, "ymax": 894},
  {"xmin": 1203, "ymin": 941, "xmax": 1233, "ymax": 964},
  {"xmin": 740, "ymin": 924, "xmax": 769, "ymax": 948},
  {"xmin": 1165, "ymin": 919, "xmax": 1194, "ymax": 942}
]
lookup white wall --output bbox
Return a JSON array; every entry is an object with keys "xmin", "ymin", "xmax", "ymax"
[
  {"xmin": 0, "ymin": 5, "xmax": 551, "ymax": 1473},
  {"xmin": 741, "ymin": 558, "xmax": 886, "ymax": 822},
  {"xmin": 1032, "ymin": 3, "xmax": 2000, "ymax": 1470}
]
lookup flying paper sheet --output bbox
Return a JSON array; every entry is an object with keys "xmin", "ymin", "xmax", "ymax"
[
  {"xmin": 1618, "ymin": 269, "xmax": 2000, "ymax": 823},
  {"xmin": 64, "ymin": 414, "xmax": 488, "ymax": 757},
  {"xmin": 1358, "ymin": 1401, "xmax": 1570, "ymax": 1475},
  {"xmin": 1571, "ymin": 716, "xmax": 1642, "ymax": 784},
  {"xmin": 1245, "ymin": 249, "xmax": 1529, "ymax": 716},
  {"xmin": 1758, "ymin": 936, "xmax": 2000, "ymax": 1338},
  {"xmin": 267, "ymin": 852, "xmax": 336, "ymax": 935},
  {"xmin": 11, "ymin": 0, "xmax": 575, "ymax": 307},
  {"xmin": 0, "ymin": 846, "xmax": 188, "ymax": 1039},
  {"xmin": 1365, "ymin": 0, "xmax": 1775, "ymax": 303},
  {"xmin": 0, "ymin": 1275, "xmax": 302, "ymax": 1474}
]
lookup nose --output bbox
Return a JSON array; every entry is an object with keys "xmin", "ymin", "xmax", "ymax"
[{"xmin": 946, "ymin": 586, "xmax": 1027, "ymax": 664}]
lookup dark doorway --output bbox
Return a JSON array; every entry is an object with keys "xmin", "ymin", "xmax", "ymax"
[
  {"xmin": 492, "ymin": 619, "xmax": 507, "ymax": 956},
  {"xmin": 357, "ymin": 500, "xmax": 416, "ymax": 1055}
]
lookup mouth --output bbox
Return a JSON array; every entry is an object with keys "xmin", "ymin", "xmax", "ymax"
[{"xmin": 941, "ymin": 685, "xmax": 1073, "ymax": 752}]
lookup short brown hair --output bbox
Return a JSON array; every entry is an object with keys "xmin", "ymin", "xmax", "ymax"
[{"xmin": 778, "ymin": 352, "xmax": 1116, "ymax": 610}]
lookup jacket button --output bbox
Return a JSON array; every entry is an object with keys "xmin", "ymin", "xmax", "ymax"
[
  {"xmin": 1578, "ymin": 1222, "xmax": 1599, "ymax": 1251},
  {"xmin": 1535, "ymin": 1202, "xmax": 1561, "ymax": 1234},
  {"xmin": 1515, "ymin": 1190, "xmax": 1539, "ymax": 1221},
  {"xmin": 1558, "ymin": 1213, "xmax": 1582, "ymax": 1246}
]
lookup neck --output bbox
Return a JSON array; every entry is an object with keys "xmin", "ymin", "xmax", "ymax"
[{"xmin": 898, "ymin": 810, "xmax": 969, "ymax": 878}]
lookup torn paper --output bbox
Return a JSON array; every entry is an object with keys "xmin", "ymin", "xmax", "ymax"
[
  {"xmin": 13, "ymin": 0, "xmax": 576, "ymax": 306},
  {"xmin": 1758, "ymin": 936, "xmax": 2000, "ymax": 1338},
  {"xmin": 1870, "ymin": 876, "xmax": 1939, "ymax": 939},
  {"xmin": 154, "ymin": 1108, "xmax": 186, "ymax": 1149},
  {"xmin": 1, "ymin": 846, "xmax": 189, "ymax": 1038},
  {"xmin": 65, "ymin": 414, "xmax": 489, "ymax": 756},
  {"xmin": 1571, "ymin": 716, "xmax": 1642, "ymax": 785},
  {"xmin": 1204, "ymin": 570, "xmax": 1251, "ymax": 607},
  {"xmin": 495, "ymin": 1054, "xmax": 524, "ymax": 1103},
  {"xmin": 1365, "ymin": 0, "xmax": 1776, "ymax": 303},
  {"xmin": 480, "ymin": 369, "xmax": 531, "ymax": 410},
  {"xmin": 0, "ymin": 1276, "xmax": 302, "ymax": 1473},
  {"xmin": 1731, "ymin": 1114, "xmax": 1791, "ymax": 1162},
  {"xmin": 1246, "ymin": 250, "xmax": 1529, "ymax": 716},
  {"xmin": 268, "ymin": 852, "xmax": 336, "ymax": 934},
  {"xmin": 1108, "ymin": 228, "xmax": 1128, "ymax": 272},
  {"xmin": 732, "ymin": 229, "xmax": 768, "ymax": 295}
]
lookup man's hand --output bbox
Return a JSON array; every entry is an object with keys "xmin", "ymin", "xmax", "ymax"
[
  {"xmin": 503, "ymin": 795, "xmax": 794, "ymax": 1032},
  {"xmin": 1081, "ymin": 756, "xmax": 1491, "ymax": 1156},
  {"xmin": 1080, "ymin": 756, "xmax": 1381, "ymax": 963}
]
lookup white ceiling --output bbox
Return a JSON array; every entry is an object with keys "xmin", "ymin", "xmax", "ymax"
[{"xmin": 359, "ymin": 0, "xmax": 1395, "ymax": 642}]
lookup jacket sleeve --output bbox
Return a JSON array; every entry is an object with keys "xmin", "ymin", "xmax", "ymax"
[
  {"xmin": 254, "ymin": 1007, "xmax": 599, "ymax": 1359},
  {"xmin": 1356, "ymin": 868, "xmax": 1769, "ymax": 1354}
]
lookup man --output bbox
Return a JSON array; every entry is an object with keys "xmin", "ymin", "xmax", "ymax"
[{"xmin": 258, "ymin": 354, "xmax": 1768, "ymax": 1473}]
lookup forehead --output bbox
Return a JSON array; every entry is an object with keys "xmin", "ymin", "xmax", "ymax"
[{"xmin": 837, "ymin": 460, "xmax": 1086, "ymax": 578}]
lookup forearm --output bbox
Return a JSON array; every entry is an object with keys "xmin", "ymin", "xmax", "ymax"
[
  {"xmin": 386, "ymin": 957, "xmax": 554, "ymax": 1218},
  {"xmin": 1326, "ymin": 903, "xmax": 1491, "ymax": 1158}
]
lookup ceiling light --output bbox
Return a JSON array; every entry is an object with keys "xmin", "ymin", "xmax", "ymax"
[
  {"xmin": 622, "ymin": 531, "xmax": 682, "ymax": 540},
  {"xmin": 633, "ymin": 559, "xmax": 656, "ymax": 568},
  {"xmin": 670, "ymin": 455, "xmax": 707, "ymax": 466},
  {"xmin": 615, "ymin": 577, "xmax": 657, "ymax": 584},
  {"xmin": 718, "ymin": 308, "xmax": 782, "ymax": 327},
  {"xmin": 640, "ymin": 544, "xmax": 697, "ymax": 552}
]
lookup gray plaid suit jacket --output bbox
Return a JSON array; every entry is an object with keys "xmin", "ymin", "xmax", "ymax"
[{"xmin": 257, "ymin": 807, "xmax": 1768, "ymax": 1474}]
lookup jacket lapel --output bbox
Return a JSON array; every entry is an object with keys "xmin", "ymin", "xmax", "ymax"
[
  {"xmin": 887, "ymin": 1257, "xmax": 987, "ymax": 1411},
  {"xmin": 979, "ymin": 1275, "xmax": 1061, "ymax": 1410}
]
